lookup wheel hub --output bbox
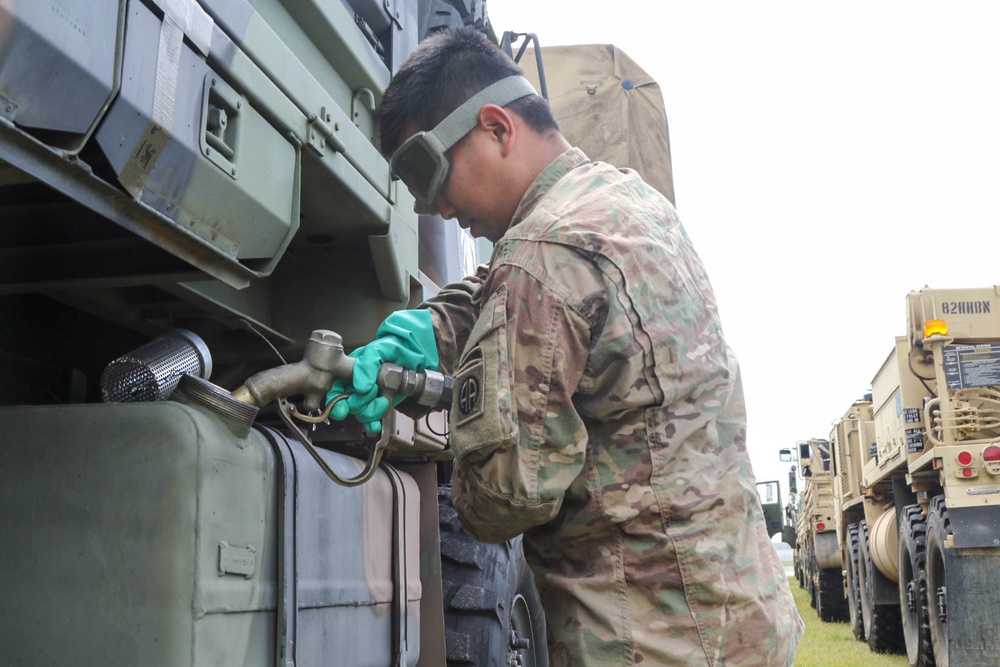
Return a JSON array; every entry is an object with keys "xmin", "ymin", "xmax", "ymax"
[
  {"xmin": 506, "ymin": 629, "xmax": 530, "ymax": 666},
  {"xmin": 906, "ymin": 580, "xmax": 917, "ymax": 613},
  {"xmin": 936, "ymin": 585, "xmax": 948, "ymax": 624},
  {"xmin": 506, "ymin": 593, "xmax": 537, "ymax": 667}
]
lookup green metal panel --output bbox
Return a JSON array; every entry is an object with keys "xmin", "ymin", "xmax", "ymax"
[{"xmin": 203, "ymin": 0, "xmax": 421, "ymax": 308}]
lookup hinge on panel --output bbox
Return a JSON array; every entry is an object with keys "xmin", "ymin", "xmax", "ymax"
[
  {"xmin": 306, "ymin": 107, "xmax": 346, "ymax": 157},
  {"xmin": 384, "ymin": 0, "xmax": 402, "ymax": 29},
  {"xmin": 354, "ymin": 14, "xmax": 385, "ymax": 56}
]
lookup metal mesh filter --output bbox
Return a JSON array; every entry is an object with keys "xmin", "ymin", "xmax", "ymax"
[{"xmin": 100, "ymin": 330, "xmax": 212, "ymax": 403}]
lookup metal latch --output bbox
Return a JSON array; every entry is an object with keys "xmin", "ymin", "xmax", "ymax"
[
  {"xmin": 200, "ymin": 76, "xmax": 243, "ymax": 179},
  {"xmin": 306, "ymin": 107, "xmax": 346, "ymax": 156}
]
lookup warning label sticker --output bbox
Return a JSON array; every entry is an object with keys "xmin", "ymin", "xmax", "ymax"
[{"xmin": 944, "ymin": 343, "xmax": 1000, "ymax": 389}]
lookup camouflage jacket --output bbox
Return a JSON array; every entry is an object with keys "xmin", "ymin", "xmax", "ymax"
[{"xmin": 423, "ymin": 149, "xmax": 803, "ymax": 666}]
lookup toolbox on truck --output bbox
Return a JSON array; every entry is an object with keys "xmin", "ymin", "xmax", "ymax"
[
  {"xmin": 95, "ymin": 0, "xmax": 298, "ymax": 265},
  {"xmin": 0, "ymin": 0, "xmax": 124, "ymax": 152}
]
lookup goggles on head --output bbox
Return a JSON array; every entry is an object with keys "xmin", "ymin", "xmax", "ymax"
[{"xmin": 389, "ymin": 75, "xmax": 537, "ymax": 211}]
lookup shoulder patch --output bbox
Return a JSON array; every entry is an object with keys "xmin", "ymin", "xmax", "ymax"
[{"xmin": 454, "ymin": 359, "xmax": 485, "ymax": 426}]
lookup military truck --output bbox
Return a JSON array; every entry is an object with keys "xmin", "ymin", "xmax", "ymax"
[
  {"xmin": 755, "ymin": 478, "xmax": 785, "ymax": 542},
  {"xmin": 799, "ymin": 286, "xmax": 1000, "ymax": 667},
  {"xmin": 0, "ymin": 1, "xmax": 675, "ymax": 664},
  {"xmin": 826, "ymin": 398, "xmax": 881, "ymax": 645},
  {"xmin": 787, "ymin": 437, "xmax": 850, "ymax": 623}
]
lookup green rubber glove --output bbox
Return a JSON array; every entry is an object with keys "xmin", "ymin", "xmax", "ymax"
[{"xmin": 325, "ymin": 309, "xmax": 439, "ymax": 434}]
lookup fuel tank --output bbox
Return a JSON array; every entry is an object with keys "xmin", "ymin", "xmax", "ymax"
[{"xmin": 0, "ymin": 398, "xmax": 421, "ymax": 666}]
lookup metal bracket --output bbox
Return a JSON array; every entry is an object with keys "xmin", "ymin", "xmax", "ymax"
[
  {"xmin": 351, "ymin": 88, "xmax": 376, "ymax": 129},
  {"xmin": 383, "ymin": 0, "xmax": 402, "ymax": 29}
]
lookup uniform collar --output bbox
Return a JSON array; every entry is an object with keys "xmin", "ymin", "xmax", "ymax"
[{"xmin": 509, "ymin": 147, "xmax": 590, "ymax": 230}]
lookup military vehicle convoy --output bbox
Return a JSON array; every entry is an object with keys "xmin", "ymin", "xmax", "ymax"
[
  {"xmin": 790, "ymin": 286, "xmax": 1000, "ymax": 667},
  {"xmin": 0, "ymin": 1, "xmax": 675, "ymax": 664}
]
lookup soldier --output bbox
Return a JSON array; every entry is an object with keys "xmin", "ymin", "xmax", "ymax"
[{"xmin": 330, "ymin": 26, "xmax": 804, "ymax": 667}]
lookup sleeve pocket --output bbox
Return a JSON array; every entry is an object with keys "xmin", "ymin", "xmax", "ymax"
[{"xmin": 449, "ymin": 286, "xmax": 517, "ymax": 461}]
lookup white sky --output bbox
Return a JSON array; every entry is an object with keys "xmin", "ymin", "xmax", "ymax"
[{"xmin": 486, "ymin": 1, "xmax": 1000, "ymax": 504}]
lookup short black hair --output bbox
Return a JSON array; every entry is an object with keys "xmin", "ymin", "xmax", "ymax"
[{"xmin": 379, "ymin": 27, "xmax": 560, "ymax": 156}]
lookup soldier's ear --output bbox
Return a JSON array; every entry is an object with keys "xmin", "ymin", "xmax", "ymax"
[{"xmin": 477, "ymin": 104, "xmax": 515, "ymax": 156}]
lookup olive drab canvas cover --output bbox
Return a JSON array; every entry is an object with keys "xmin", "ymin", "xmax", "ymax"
[{"xmin": 519, "ymin": 44, "xmax": 676, "ymax": 206}]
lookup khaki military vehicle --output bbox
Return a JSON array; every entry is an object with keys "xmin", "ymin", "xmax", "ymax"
[
  {"xmin": 787, "ymin": 437, "xmax": 850, "ymax": 622},
  {"xmin": 795, "ymin": 286, "xmax": 1000, "ymax": 667}
]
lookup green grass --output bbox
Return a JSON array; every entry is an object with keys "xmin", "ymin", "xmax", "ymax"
[{"xmin": 788, "ymin": 576, "xmax": 908, "ymax": 667}]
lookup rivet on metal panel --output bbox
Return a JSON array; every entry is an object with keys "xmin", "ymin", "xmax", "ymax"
[{"xmin": 0, "ymin": 100, "xmax": 16, "ymax": 121}]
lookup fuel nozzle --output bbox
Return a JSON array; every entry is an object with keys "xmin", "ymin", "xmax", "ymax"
[
  {"xmin": 377, "ymin": 363, "xmax": 453, "ymax": 410},
  {"xmin": 232, "ymin": 330, "xmax": 354, "ymax": 410},
  {"xmin": 230, "ymin": 330, "xmax": 452, "ymax": 488},
  {"xmin": 232, "ymin": 329, "xmax": 453, "ymax": 415}
]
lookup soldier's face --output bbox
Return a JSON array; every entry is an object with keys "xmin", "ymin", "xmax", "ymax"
[{"xmin": 402, "ymin": 119, "xmax": 514, "ymax": 243}]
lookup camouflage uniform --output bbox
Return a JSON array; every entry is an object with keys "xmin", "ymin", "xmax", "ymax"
[{"xmin": 423, "ymin": 149, "xmax": 803, "ymax": 666}]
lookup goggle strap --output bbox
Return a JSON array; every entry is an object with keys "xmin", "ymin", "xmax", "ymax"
[{"xmin": 430, "ymin": 75, "xmax": 537, "ymax": 149}]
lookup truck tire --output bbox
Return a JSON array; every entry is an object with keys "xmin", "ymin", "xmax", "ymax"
[
  {"xmin": 899, "ymin": 504, "xmax": 934, "ymax": 667},
  {"xmin": 859, "ymin": 520, "xmax": 905, "ymax": 654},
  {"xmin": 438, "ymin": 485, "xmax": 548, "ymax": 667},
  {"xmin": 817, "ymin": 567, "xmax": 850, "ymax": 622},
  {"xmin": 846, "ymin": 523, "xmax": 866, "ymax": 641},
  {"xmin": 926, "ymin": 495, "xmax": 950, "ymax": 667},
  {"xmin": 808, "ymin": 549, "xmax": 818, "ymax": 609}
]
